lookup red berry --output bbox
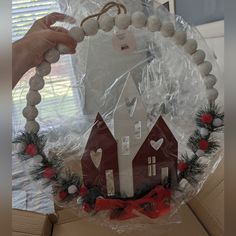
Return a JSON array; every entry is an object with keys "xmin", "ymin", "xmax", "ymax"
[
  {"xmin": 25, "ymin": 144, "xmax": 38, "ymax": 156},
  {"xmin": 59, "ymin": 190, "xmax": 68, "ymax": 201},
  {"xmin": 201, "ymin": 114, "xmax": 213, "ymax": 124},
  {"xmin": 199, "ymin": 140, "xmax": 209, "ymax": 151},
  {"xmin": 83, "ymin": 203, "xmax": 92, "ymax": 213},
  {"xmin": 178, "ymin": 162, "xmax": 188, "ymax": 172},
  {"xmin": 79, "ymin": 185, "xmax": 88, "ymax": 197},
  {"xmin": 43, "ymin": 167, "xmax": 56, "ymax": 179}
]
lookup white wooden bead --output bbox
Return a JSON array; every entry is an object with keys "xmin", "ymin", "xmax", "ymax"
[
  {"xmin": 29, "ymin": 75, "xmax": 45, "ymax": 91},
  {"xmin": 23, "ymin": 106, "xmax": 38, "ymax": 120},
  {"xmin": 196, "ymin": 149, "xmax": 205, "ymax": 157},
  {"xmin": 184, "ymin": 39, "xmax": 198, "ymax": 54},
  {"xmin": 179, "ymin": 178, "xmax": 188, "ymax": 188},
  {"xmin": 131, "ymin": 11, "xmax": 146, "ymax": 28},
  {"xmin": 25, "ymin": 120, "xmax": 40, "ymax": 133},
  {"xmin": 69, "ymin": 27, "xmax": 85, "ymax": 42},
  {"xmin": 192, "ymin": 50, "xmax": 206, "ymax": 65},
  {"xmin": 44, "ymin": 48, "xmax": 60, "ymax": 64},
  {"xmin": 26, "ymin": 90, "xmax": 41, "ymax": 105},
  {"xmin": 115, "ymin": 13, "xmax": 131, "ymax": 30},
  {"xmin": 206, "ymin": 88, "xmax": 219, "ymax": 102},
  {"xmin": 161, "ymin": 22, "xmax": 175, "ymax": 37},
  {"xmin": 199, "ymin": 61, "xmax": 213, "ymax": 76},
  {"xmin": 200, "ymin": 128, "xmax": 209, "ymax": 137},
  {"xmin": 36, "ymin": 61, "xmax": 51, "ymax": 76},
  {"xmin": 147, "ymin": 16, "xmax": 161, "ymax": 32},
  {"xmin": 68, "ymin": 185, "xmax": 78, "ymax": 194},
  {"xmin": 213, "ymin": 118, "xmax": 223, "ymax": 127},
  {"xmin": 82, "ymin": 19, "xmax": 99, "ymax": 36},
  {"xmin": 98, "ymin": 15, "xmax": 114, "ymax": 32},
  {"xmin": 204, "ymin": 74, "xmax": 217, "ymax": 89},
  {"xmin": 57, "ymin": 44, "xmax": 71, "ymax": 54},
  {"xmin": 173, "ymin": 31, "xmax": 187, "ymax": 45}
]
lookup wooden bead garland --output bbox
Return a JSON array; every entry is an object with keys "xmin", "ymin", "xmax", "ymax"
[
  {"xmin": 23, "ymin": 106, "xmax": 38, "ymax": 120},
  {"xmin": 161, "ymin": 22, "xmax": 175, "ymax": 37},
  {"xmin": 26, "ymin": 90, "xmax": 41, "ymax": 106},
  {"xmin": 82, "ymin": 18, "xmax": 99, "ymax": 36},
  {"xmin": 192, "ymin": 50, "xmax": 206, "ymax": 65},
  {"xmin": 36, "ymin": 61, "xmax": 51, "ymax": 76},
  {"xmin": 69, "ymin": 27, "xmax": 85, "ymax": 42},
  {"xmin": 131, "ymin": 11, "xmax": 146, "ymax": 28},
  {"xmin": 29, "ymin": 75, "xmax": 45, "ymax": 91},
  {"xmin": 98, "ymin": 15, "xmax": 114, "ymax": 32},
  {"xmin": 44, "ymin": 48, "xmax": 60, "ymax": 64},
  {"xmin": 115, "ymin": 13, "xmax": 131, "ymax": 30},
  {"xmin": 23, "ymin": 7, "xmax": 220, "ymax": 134},
  {"xmin": 147, "ymin": 15, "xmax": 161, "ymax": 32},
  {"xmin": 173, "ymin": 31, "xmax": 187, "ymax": 45},
  {"xmin": 184, "ymin": 39, "xmax": 198, "ymax": 55}
]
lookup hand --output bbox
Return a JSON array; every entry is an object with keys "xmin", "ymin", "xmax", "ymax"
[{"xmin": 12, "ymin": 13, "xmax": 77, "ymax": 89}]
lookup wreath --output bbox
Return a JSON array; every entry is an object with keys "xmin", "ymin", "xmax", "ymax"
[{"xmin": 14, "ymin": 2, "xmax": 224, "ymax": 222}]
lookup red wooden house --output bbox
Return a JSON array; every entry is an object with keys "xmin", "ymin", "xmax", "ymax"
[
  {"xmin": 132, "ymin": 116, "xmax": 178, "ymax": 195},
  {"xmin": 81, "ymin": 113, "xmax": 120, "ymax": 197}
]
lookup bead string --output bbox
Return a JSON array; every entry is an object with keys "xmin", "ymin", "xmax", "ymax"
[
  {"xmin": 23, "ymin": 3, "xmax": 219, "ymax": 134},
  {"xmin": 80, "ymin": 2, "xmax": 127, "ymax": 27}
]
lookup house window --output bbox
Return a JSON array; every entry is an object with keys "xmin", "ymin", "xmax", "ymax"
[
  {"xmin": 134, "ymin": 121, "xmax": 142, "ymax": 139},
  {"xmin": 121, "ymin": 136, "xmax": 130, "ymax": 155},
  {"xmin": 148, "ymin": 156, "xmax": 157, "ymax": 177},
  {"xmin": 161, "ymin": 167, "xmax": 169, "ymax": 183},
  {"xmin": 105, "ymin": 169, "xmax": 115, "ymax": 196}
]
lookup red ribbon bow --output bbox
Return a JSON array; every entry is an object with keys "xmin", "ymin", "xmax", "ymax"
[{"xmin": 95, "ymin": 186, "xmax": 171, "ymax": 220}]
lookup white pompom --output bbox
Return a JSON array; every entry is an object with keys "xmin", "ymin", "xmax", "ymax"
[
  {"xmin": 29, "ymin": 75, "xmax": 45, "ymax": 91},
  {"xmin": 69, "ymin": 27, "xmax": 85, "ymax": 42},
  {"xmin": 68, "ymin": 185, "xmax": 78, "ymax": 195},
  {"xmin": 16, "ymin": 143, "xmax": 26, "ymax": 153},
  {"xmin": 44, "ymin": 48, "xmax": 60, "ymax": 64},
  {"xmin": 33, "ymin": 155, "xmax": 43, "ymax": 163},
  {"xmin": 200, "ymin": 127, "xmax": 209, "ymax": 137},
  {"xmin": 161, "ymin": 22, "xmax": 175, "ymax": 37},
  {"xmin": 26, "ymin": 90, "xmax": 41, "ymax": 106},
  {"xmin": 25, "ymin": 120, "xmax": 40, "ymax": 134},
  {"xmin": 179, "ymin": 178, "xmax": 189, "ymax": 188},
  {"xmin": 57, "ymin": 44, "xmax": 71, "ymax": 54},
  {"xmin": 131, "ymin": 11, "xmax": 146, "ymax": 28},
  {"xmin": 196, "ymin": 149, "xmax": 205, "ymax": 157},
  {"xmin": 213, "ymin": 118, "xmax": 223, "ymax": 127},
  {"xmin": 184, "ymin": 39, "xmax": 198, "ymax": 54},
  {"xmin": 36, "ymin": 61, "xmax": 51, "ymax": 76},
  {"xmin": 204, "ymin": 74, "xmax": 217, "ymax": 89},
  {"xmin": 192, "ymin": 50, "xmax": 206, "ymax": 65},
  {"xmin": 173, "ymin": 31, "xmax": 187, "ymax": 45},
  {"xmin": 147, "ymin": 15, "xmax": 161, "ymax": 32},
  {"xmin": 23, "ymin": 106, "xmax": 38, "ymax": 120},
  {"xmin": 82, "ymin": 19, "xmax": 99, "ymax": 36},
  {"xmin": 206, "ymin": 88, "xmax": 219, "ymax": 102},
  {"xmin": 98, "ymin": 15, "xmax": 114, "ymax": 32},
  {"xmin": 115, "ymin": 13, "xmax": 131, "ymax": 30},
  {"xmin": 199, "ymin": 61, "xmax": 213, "ymax": 76}
]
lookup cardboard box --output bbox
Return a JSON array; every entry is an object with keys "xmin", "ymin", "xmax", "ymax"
[{"xmin": 12, "ymin": 160, "xmax": 224, "ymax": 236}]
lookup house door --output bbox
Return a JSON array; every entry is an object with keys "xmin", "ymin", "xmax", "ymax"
[
  {"xmin": 105, "ymin": 169, "xmax": 115, "ymax": 196},
  {"xmin": 161, "ymin": 167, "xmax": 169, "ymax": 184}
]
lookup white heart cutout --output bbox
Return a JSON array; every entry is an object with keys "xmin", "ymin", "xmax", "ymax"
[
  {"xmin": 90, "ymin": 148, "xmax": 102, "ymax": 168},
  {"xmin": 150, "ymin": 138, "xmax": 164, "ymax": 151}
]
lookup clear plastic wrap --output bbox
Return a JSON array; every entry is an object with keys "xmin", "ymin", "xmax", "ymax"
[{"xmin": 13, "ymin": 0, "xmax": 224, "ymax": 234}]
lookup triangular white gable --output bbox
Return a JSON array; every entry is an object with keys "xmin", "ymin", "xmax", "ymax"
[{"xmin": 114, "ymin": 73, "xmax": 148, "ymax": 197}]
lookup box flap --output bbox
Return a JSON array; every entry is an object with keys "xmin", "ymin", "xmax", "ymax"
[
  {"xmin": 52, "ymin": 205, "xmax": 209, "ymax": 236},
  {"xmin": 12, "ymin": 209, "xmax": 52, "ymax": 236}
]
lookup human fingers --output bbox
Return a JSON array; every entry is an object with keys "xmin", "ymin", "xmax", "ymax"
[
  {"xmin": 50, "ymin": 26, "xmax": 69, "ymax": 33},
  {"xmin": 42, "ymin": 12, "xmax": 76, "ymax": 27}
]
